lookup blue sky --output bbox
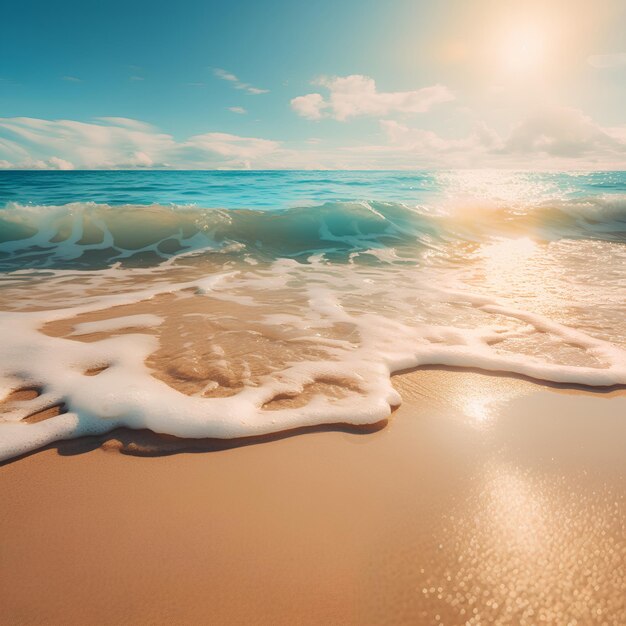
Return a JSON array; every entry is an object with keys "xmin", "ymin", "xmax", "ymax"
[{"xmin": 1, "ymin": 0, "xmax": 625, "ymax": 169}]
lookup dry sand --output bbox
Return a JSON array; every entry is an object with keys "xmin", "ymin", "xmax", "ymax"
[{"xmin": 1, "ymin": 368, "xmax": 625, "ymax": 625}]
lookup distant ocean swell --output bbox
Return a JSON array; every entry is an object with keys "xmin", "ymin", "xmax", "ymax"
[{"xmin": 0, "ymin": 171, "xmax": 625, "ymax": 462}]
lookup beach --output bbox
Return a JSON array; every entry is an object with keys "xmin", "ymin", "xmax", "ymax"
[
  {"xmin": 1, "ymin": 170, "xmax": 625, "ymax": 624},
  {"xmin": 2, "ymin": 368, "xmax": 624, "ymax": 625},
  {"xmin": 3, "ymin": 0, "xmax": 626, "ymax": 620}
]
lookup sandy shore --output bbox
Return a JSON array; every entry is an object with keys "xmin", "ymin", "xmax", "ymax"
[{"xmin": 1, "ymin": 368, "xmax": 625, "ymax": 625}]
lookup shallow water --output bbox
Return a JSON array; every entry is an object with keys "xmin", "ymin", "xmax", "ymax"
[{"xmin": 0, "ymin": 170, "xmax": 625, "ymax": 461}]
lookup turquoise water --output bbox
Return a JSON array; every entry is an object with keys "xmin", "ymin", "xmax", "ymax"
[
  {"xmin": 1, "ymin": 169, "xmax": 625, "ymax": 209},
  {"xmin": 0, "ymin": 170, "xmax": 625, "ymax": 271},
  {"xmin": 0, "ymin": 170, "xmax": 625, "ymax": 461}
]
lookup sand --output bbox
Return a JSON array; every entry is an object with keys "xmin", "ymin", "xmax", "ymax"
[{"xmin": 1, "ymin": 368, "xmax": 625, "ymax": 626}]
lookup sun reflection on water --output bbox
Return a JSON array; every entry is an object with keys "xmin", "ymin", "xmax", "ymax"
[{"xmin": 477, "ymin": 236, "xmax": 544, "ymax": 300}]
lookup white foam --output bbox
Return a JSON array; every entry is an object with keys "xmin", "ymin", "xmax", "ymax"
[{"xmin": 1, "ymin": 249, "xmax": 625, "ymax": 463}]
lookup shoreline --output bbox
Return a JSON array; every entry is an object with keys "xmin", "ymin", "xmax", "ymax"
[
  {"xmin": 3, "ymin": 365, "xmax": 624, "ymax": 468},
  {"xmin": 1, "ymin": 368, "xmax": 625, "ymax": 625}
]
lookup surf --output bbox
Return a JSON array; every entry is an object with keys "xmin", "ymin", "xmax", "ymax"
[{"xmin": 1, "ymin": 170, "xmax": 625, "ymax": 462}]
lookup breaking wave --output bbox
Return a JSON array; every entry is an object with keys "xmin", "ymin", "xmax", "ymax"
[{"xmin": 0, "ymin": 195, "xmax": 625, "ymax": 269}]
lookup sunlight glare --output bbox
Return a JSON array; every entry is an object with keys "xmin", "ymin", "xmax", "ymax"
[{"xmin": 500, "ymin": 23, "xmax": 547, "ymax": 74}]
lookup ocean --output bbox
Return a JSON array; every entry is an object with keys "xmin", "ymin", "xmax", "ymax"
[{"xmin": 0, "ymin": 170, "xmax": 625, "ymax": 461}]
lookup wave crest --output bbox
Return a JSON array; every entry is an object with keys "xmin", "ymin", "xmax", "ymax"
[
  {"xmin": 0, "ymin": 201, "xmax": 436, "ymax": 269},
  {"xmin": 0, "ymin": 195, "xmax": 625, "ymax": 270}
]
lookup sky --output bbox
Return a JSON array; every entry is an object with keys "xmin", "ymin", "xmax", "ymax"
[{"xmin": 1, "ymin": 0, "xmax": 625, "ymax": 170}]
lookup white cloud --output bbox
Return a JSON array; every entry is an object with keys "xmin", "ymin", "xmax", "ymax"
[
  {"xmin": 0, "ymin": 157, "xmax": 75, "ymax": 170},
  {"xmin": 291, "ymin": 75, "xmax": 454, "ymax": 121},
  {"xmin": 503, "ymin": 106, "xmax": 624, "ymax": 158},
  {"xmin": 214, "ymin": 68, "xmax": 269, "ymax": 95},
  {"xmin": 380, "ymin": 119, "xmax": 499, "ymax": 154},
  {"xmin": 291, "ymin": 93, "xmax": 327, "ymax": 120},
  {"xmin": 351, "ymin": 106, "xmax": 626, "ymax": 168},
  {"xmin": 62, "ymin": 76, "xmax": 81, "ymax": 83},
  {"xmin": 0, "ymin": 117, "xmax": 281, "ymax": 170},
  {"xmin": 330, "ymin": 119, "xmax": 502, "ymax": 169},
  {"xmin": 587, "ymin": 53, "xmax": 626, "ymax": 68},
  {"xmin": 95, "ymin": 117, "xmax": 155, "ymax": 131},
  {"xmin": 48, "ymin": 156, "xmax": 75, "ymax": 170},
  {"xmin": 214, "ymin": 69, "xmax": 238, "ymax": 82},
  {"xmin": 228, "ymin": 106, "xmax": 247, "ymax": 114},
  {"xmin": 181, "ymin": 132, "xmax": 278, "ymax": 161}
]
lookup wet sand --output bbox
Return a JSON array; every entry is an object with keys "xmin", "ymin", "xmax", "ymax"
[{"xmin": 1, "ymin": 368, "xmax": 625, "ymax": 625}]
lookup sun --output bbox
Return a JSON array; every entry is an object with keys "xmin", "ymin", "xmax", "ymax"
[{"xmin": 500, "ymin": 24, "xmax": 547, "ymax": 74}]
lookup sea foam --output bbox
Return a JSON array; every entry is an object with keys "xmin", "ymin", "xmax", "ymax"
[{"xmin": 0, "ymin": 254, "xmax": 625, "ymax": 462}]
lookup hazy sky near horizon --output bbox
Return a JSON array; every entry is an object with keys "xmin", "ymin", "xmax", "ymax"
[{"xmin": 1, "ymin": 0, "xmax": 625, "ymax": 169}]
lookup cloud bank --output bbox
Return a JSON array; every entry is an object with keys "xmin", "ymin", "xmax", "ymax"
[
  {"xmin": 0, "ymin": 117, "xmax": 280, "ymax": 170},
  {"xmin": 357, "ymin": 106, "xmax": 626, "ymax": 169},
  {"xmin": 504, "ymin": 106, "xmax": 625, "ymax": 158},
  {"xmin": 0, "ymin": 106, "xmax": 623, "ymax": 171}
]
